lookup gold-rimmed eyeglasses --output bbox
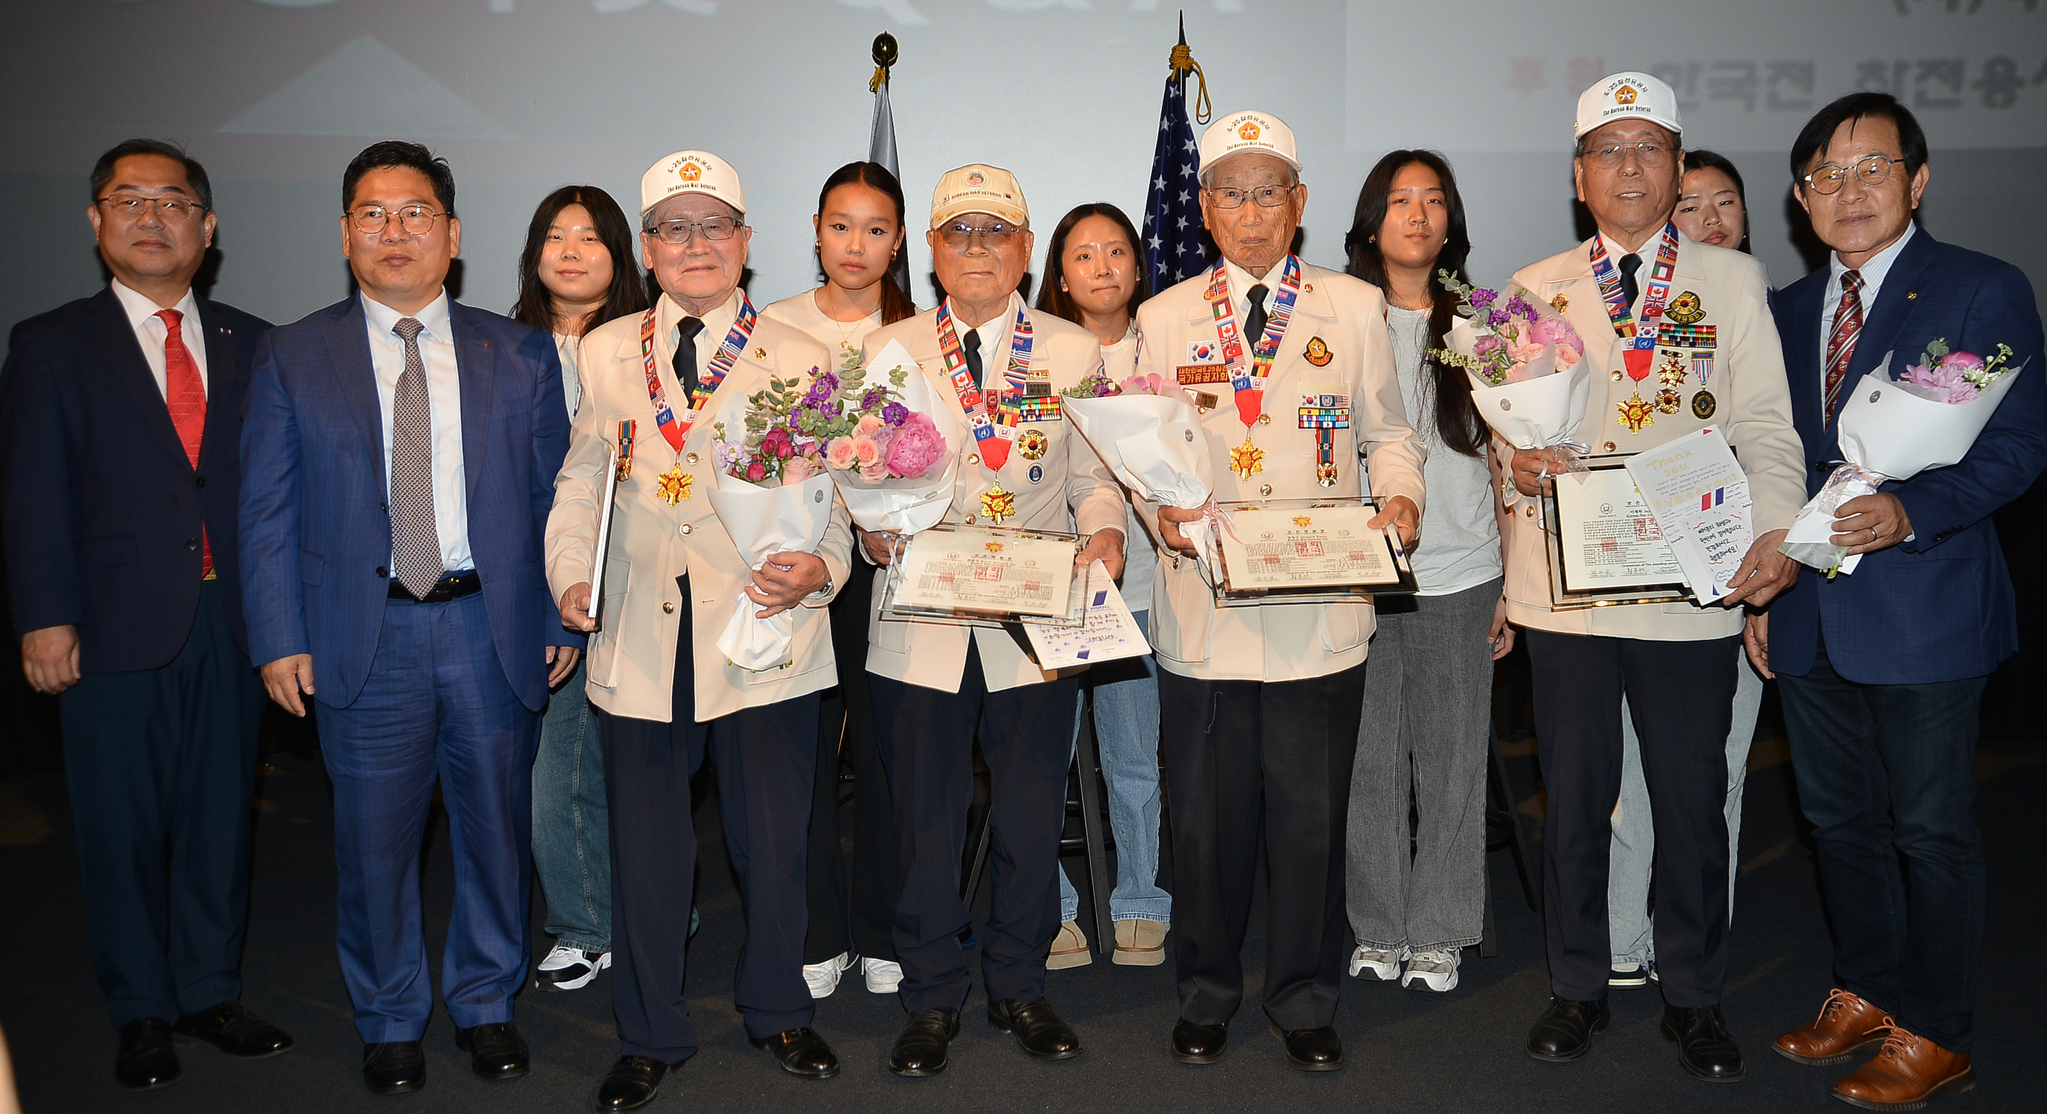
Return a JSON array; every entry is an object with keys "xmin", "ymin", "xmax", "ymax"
[
  {"xmin": 349, "ymin": 205, "xmax": 449, "ymax": 235},
  {"xmin": 1801, "ymin": 154, "xmax": 1897, "ymax": 196},
  {"xmin": 97, "ymin": 194, "xmax": 205, "ymax": 222}
]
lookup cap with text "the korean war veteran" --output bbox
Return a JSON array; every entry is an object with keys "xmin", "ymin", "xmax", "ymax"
[
  {"xmin": 1574, "ymin": 72, "xmax": 1684, "ymax": 140},
  {"xmin": 930, "ymin": 164, "xmax": 1029, "ymax": 228},
  {"xmin": 1198, "ymin": 110, "xmax": 1302, "ymax": 178},
  {"xmin": 641, "ymin": 150, "xmax": 745, "ymax": 217}
]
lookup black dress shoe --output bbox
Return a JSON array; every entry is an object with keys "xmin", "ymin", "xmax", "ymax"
[
  {"xmin": 750, "ymin": 1027, "xmax": 840, "ymax": 1078},
  {"xmin": 361, "ymin": 1040, "xmax": 425, "ymax": 1095},
  {"xmin": 888, "ymin": 1009, "xmax": 961, "ymax": 1077},
  {"xmin": 1171, "ymin": 1019, "xmax": 1228, "ymax": 1065},
  {"xmin": 597, "ymin": 1056, "xmax": 669, "ymax": 1111},
  {"xmin": 174, "ymin": 1001, "xmax": 294, "ymax": 1058},
  {"xmin": 1268, "ymin": 1023, "xmax": 1343, "ymax": 1072},
  {"xmin": 115, "ymin": 1018, "xmax": 182, "ymax": 1091},
  {"xmin": 1526, "ymin": 995, "xmax": 1611, "ymax": 1062},
  {"xmin": 455, "ymin": 1021, "xmax": 530, "ymax": 1081},
  {"xmin": 1662, "ymin": 1005, "xmax": 1746, "ymax": 1083},
  {"xmin": 987, "ymin": 998, "xmax": 1082, "ymax": 1061}
]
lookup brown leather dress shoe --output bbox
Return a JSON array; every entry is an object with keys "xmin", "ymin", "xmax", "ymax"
[
  {"xmin": 1832, "ymin": 1021, "xmax": 1975, "ymax": 1110},
  {"xmin": 1776, "ymin": 988, "xmax": 1887, "ymax": 1066}
]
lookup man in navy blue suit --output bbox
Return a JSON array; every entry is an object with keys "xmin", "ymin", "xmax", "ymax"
[
  {"xmin": 1, "ymin": 139, "xmax": 294, "ymax": 1091},
  {"xmin": 238, "ymin": 141, "xmax": 579, "ymax": 1096},
  {"xmin": 1752, "ymin": 93, "xmax": 2046, "ymax": 1110}
]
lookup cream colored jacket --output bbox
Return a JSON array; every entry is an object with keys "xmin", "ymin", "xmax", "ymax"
[
  {"xmin": 546, "ymin": 292, "xmax": 852, "ymax": 722},
  {"xmin": 1498, "ymin": 232, "xmax": 1804, "ymax": 640},
  {"xmin": 1133, "ymin": 261, "xmax": 1426, "ymax": 683},
  {"xmin": 860, "ymin": 296, "xmax": 1126, "ymax": 694}
]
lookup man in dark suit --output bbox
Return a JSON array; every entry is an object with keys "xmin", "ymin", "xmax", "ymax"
[
  {"xmin": 238, "ymin": 141, "xmax": 579, "ymax": 1096},
  {"xmin": 1, "ymin": 139, "xmax": 293, "ymax": 1090},
  {"xmin": 1752, "ymin": 92, "xmax": 2046, "ymax": 1110}
]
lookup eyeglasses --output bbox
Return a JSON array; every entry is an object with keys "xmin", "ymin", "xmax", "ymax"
[
  {"xmin": 350, "ymin": 205, "xmax": 448, "ymax": 235},
  {"xmin": 646, "ymin": 216, "xmax": 743, "ymax": 244},
  {"xmin": 97, "ymin": 194, "xmax": 204, "ymax": 222},
  {"xmin": 1205, "ymin": 184, "xmax": 1294, "ymax": 210},
  {"xmin": 935, "ymin": 220, "xmax": 1022, "ymax": 251},
  {"xmin": 1802, "ymin": 154, "xmax": 1897, "ymax": 196},
  {"xmin": 1580, "ymin": 142, "xmax": 1675, "ymax": 169}
]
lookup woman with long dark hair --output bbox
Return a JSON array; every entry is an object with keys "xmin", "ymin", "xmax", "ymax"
[
  {"xmin": 763, "ymin": 161, "xmax": 916, "ymax": 1002},
  {"xmin": 1340, "ymin": 150, "xmax": 1512, "ymax": 995},
  {"xmin": 1032, "ymin": 202, "xmax": 1169, "ymax": 968},
  {"xmin": 1673, "ymin": 149, "xmax": 1751, "ymax": 253},
  {"xmin": 512, "ymin": 184, "xmax": 646, "ymax": 994}
]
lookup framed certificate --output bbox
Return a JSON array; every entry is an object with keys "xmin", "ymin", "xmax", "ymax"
[
  {"xmin": 880, "ymin": 523, "xmax": 1083, "ymax": 627},
  {"xmin": 586, "ymin": 445, "xmax": 622, "ymax": 632},
  {"xmin": 1210, "ymin": 497, "xmax": 1418, "ymax": 606},
  {"xmin": 1542, "ymin": 457, "xmax": 1692, "ymax": 610}
]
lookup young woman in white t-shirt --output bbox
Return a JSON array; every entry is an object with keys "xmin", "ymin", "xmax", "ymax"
[
  {"xmin": 1339, "ymin": 151, "xmax": 1513, "ymax": 995},
  {"xmin": 1033, "ymin": 202, "xmax": 1172, "ymax": 968},
  {"xmin": 510, "ymin": 185, "xmax": 649, "ymax": 992},
  {"xmin": 761, "ymin": 162, "xmax": 918, "ymax": 1001}
]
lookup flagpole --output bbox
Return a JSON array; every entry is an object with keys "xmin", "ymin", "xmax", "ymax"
[
  {"xmin": 1144, "ymin": 19, "xmax": 1212, "ymax": 289},
  {"xmin": 868, "ymin": 33, "xmax": 914, "ymax": 301}
]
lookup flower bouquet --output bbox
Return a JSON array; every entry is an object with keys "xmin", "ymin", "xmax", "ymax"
[
  {"xmin": 1060, "ymin": 365, "xmax": 1221, "ymax": 576},
  {"xmin": 705, "ymin": 373, "xmax": 844, "ymax": 670},
  {"xmin": 1780, "ymin": 340, "xmax": 2029, "ymax": 576},
  {"xmin": 1430, "ymin": 271, "xmax": 1592, "ymax": 454},
  {"xmin": 820, "ymin": 338, "xmax": 963, "ymax": 536}
]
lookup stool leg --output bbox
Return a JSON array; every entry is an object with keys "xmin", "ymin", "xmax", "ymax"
[{"xmin": 1478, "ymin": 850, "xmax": 1500, "ymax": 958}]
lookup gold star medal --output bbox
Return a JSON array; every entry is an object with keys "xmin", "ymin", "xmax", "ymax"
[
  {"xmin": 979, "ymin": 481, "xmax": 1016, "ymax": 524},
  {"xmin": 1230, "ymin": 434, "xmax": 1265, "ymax": 481},
  {"xmin": 1655, "ymin": 387, "xmax": 1683, "ymax": 414},
  {"xmin": 656, "ymin": 464, "xmax": 693, "ymax": 506},
  {"xmin": 1617, "ymin": 392, "xmax": 1656, "ymax": 433}
]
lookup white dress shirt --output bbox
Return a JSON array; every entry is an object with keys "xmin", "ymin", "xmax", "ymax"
[
  {"xmin": 1222, "ymin": 258, "xmax": 1279, "ymax": 326},
  {"xmin": 1820, "ymin": 221, "xmax": 1917, "ymax": 365},
  {"xmin": 553, "ymin": 330, "xmax": 582, "ymax": 420},
  {"xmin": 361, "ymin": 290, "xmax": 473, "ymax": 573},
  {"xmin": 109, "ymin": 279, "xmax": 207, "ymax": 399},
  {"xmin": 662, "ymin": 288, "xmax": 742, "ymax": 398}
]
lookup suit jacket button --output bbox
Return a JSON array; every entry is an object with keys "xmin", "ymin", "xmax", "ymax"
[
  {"xmin": 963, "ymin": 514, "xmax": 977, "ymax": 525},
  {"xmin": 1524, "ymin": 505, "xmax": 1536, "ymax": 518},
  {"xmin": 1610, "ymin": 370, "xmax": 1624, "ymax": 382},
  {"xmin": 195, "ymin": 475, "xmax": 206, "ymax": 488},
  {"xmin": 679, "ymin": 523, "xmax": 692, "ymax": 535},
  {"xmin": 967, "ymin": 454, "xmax": 980, "ymax": 465},
  {"xmin": 663, "ymin": 601, "xmax": 676, "ymax": 614},
  {"xmin": 376, "ymin": 566, "xmax": 388, "ymax": 577},
  {"xmin": 186, "ymin": 538, "xmax": 199, "ymax": 550},
  {"xmin": 685, "ymin": 452, "xmax": 699, "ymax": 465},
  {"xmin": 1258, "ymin": 413, "xmax": 1272, "ymax": 425},
  {"xmin": 1259, "ymin": 483, "xmax": 1273, "ymax": 496},
  {"xmin": 1602, "ymin": 440, "xmax": 1617, "ymax": 453}
]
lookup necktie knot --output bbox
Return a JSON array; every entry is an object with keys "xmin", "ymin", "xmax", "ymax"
[
  {"xmin": 155, "ymin": 307, "xmax": 185, "ymax": 336},
  {"xmin": 678, "ymin": 316, "xmax": 706, "ymax": 342},
  {"xmin": 962, "ymin": 330, "xmax": 985, "ymax": 389},
  {"xmin": 1244, "ymin": 283, "xmax": 1270, "ymax": 342},
  {"xmin": 1617, "ymin": 255, "xmax": 1642, "ymax": 278},
  {"xmin": 393, "ymin": 316, "xmax": 425, "ymax": 343},
  {"xmin": 1841, "ymin": 270, "xmax": 1863, "ymax": 295},
  {"xmin": 1245, "ymin": 284, "xmax": 1269, "ymax": 316}
]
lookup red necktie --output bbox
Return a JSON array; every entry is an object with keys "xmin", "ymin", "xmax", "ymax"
[
  {"xmin": 157, "ymin": 309, "xmax": 213, "ymax": 579},
  {"xmin": 1823, "ymin": 271, "xmax": 1864, "ymax": 425}
]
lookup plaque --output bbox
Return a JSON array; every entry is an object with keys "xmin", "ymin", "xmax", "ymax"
[
  {"xmin": 1210, "ymin": 498, "xmax": 1418, "ymax": 606},
  {"xmin": 1542, "ymin": 457, "xmax": 1693, "ymax": 610},
  {"xmin": 880, "ymin": 523, "xmax": 1082, "ymax": 626}
]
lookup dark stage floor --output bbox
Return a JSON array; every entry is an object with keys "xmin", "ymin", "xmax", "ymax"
[{"xmin": 3, "ymin": 724, "xmax": 2044, "ymax": 1114}]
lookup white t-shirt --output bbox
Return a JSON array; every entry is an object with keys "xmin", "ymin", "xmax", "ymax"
[
  {"xmin": 1385, "ymin": 305, "xmax": 1501, "ymax": 596},
  {"xmin": 1098, "ymin": 331, "xmax": 1158, "ymax": 612},
  {"xmin": 760, "ymin": 288, "xmax": 885, "ymax": 363}
]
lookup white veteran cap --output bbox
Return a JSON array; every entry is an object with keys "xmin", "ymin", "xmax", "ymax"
[
  {"xmin": 640, "ymin": 150, "xmax": 745, "ymax": 216},
  {"xmin": 1198, "ymin": 110, "xmax": 1302, "ymax": 177},
  {"xmin": 1574, "ymin": 72, "xmax": 1683, "ymax": 140},
  {"xmin": 930, "ymin": 164, "xmax": 1029, "ymax": 228}
]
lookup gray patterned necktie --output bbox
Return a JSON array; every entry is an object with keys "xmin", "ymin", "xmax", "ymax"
[{"xmin": 390, "ymin": 317, "xmax": 444, "ymax": 599}]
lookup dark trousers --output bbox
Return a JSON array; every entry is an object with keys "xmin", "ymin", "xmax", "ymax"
[
  {"xmin": 599, "ymin": 581, "xmax": 818, "ymax": 1062},
  {"xmin": 1523, "ymin": 628, "xmax": 1738, "ymax": 1007},
  {"xmin": 59, "ymin": 579, "xmax": 263, "ymax": 1027},
  {"xmin": 314, "ymin": 591, "xmax": 539, "ymax": 1042},
  {"xmin": 870, "ymin": 641, "xmax": 1076, "ymax": 1013},
  {"xmin": 1778, "ymin": 635, "xmax": 1987, "ymax": 1052},
  {"xmin": 1158, "ymin": 662, "xmax": 1365, "ymax": 1030},
  {"xmin": 803, "ymin": 555, "xmax": 898, "ymax": 964}
]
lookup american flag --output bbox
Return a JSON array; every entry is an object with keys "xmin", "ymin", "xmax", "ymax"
[{"xmin": 1142, "ymin": 36, "xmax": 1209, "ymax": 289}]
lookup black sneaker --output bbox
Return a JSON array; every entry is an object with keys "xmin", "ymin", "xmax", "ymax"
[
  {"xmin": 1609, "ymin": 962, "xmax": 1651, "ymax": 989},
  {"xmin": 536, "ymin": 943, "xmax": 610, "ymax": 991}
]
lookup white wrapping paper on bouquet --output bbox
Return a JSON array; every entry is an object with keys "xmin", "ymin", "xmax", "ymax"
[
  {"xmin": 706, "ymin": 461, "xmax": 836, "ymax": 672},
  {"xmin": 1063, "ymin": 392, "xmax": 1220, "ymax": 577},
  {"xmin": 827, "ymin": 338, "xmax": 964, "ymax": 535},
  {"xmin": 1461, "ymin": 346, "xmax": 1594, "ymax": 452},
  {"xmin": 1780, "ymin": 352, "xmax": 2027, "ymax": 575}
]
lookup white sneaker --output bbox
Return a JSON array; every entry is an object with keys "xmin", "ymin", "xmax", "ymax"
[
  {"xmin": 801, "ymin": 952, "xmax": 855, "ymax": 999},
  {"xmin": 1401, "ymin": 948, "xmax": 1460, "ymax": 992},
  {"xmin": 860, "ymin": 956, "xmax": 904, "ymax": 994},
  {"xmin": 536, "ymin": 942, "xmax": 610, "ymax": 991},
  {"xmin": 1348, "ymin": 944, "xmax": 1405, "ymax": 981}
]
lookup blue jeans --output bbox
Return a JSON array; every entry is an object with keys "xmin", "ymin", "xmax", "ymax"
[
  {"xmin": 1059, "ymin": 611, "xmax": 1171, "ymax": 924},
  {"xmin": 532, "ymin": 660, "xmax": 610, "ymax": 952}
]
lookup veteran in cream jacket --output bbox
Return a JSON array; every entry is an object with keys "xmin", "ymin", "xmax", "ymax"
[
  {"xmin": 1497, "ymin": 229, "xmax": 1805, "ymax": 641},
  {"xmin": 545, "ymin": 289, "xmax": 853, "ymax": 723},
  {"xmin": 859, "ymin": 293, "xmax": 1127, "ymax": 693},
  {"xmin": 1134, "ymin": 258, "xmax": 1426, "ymax": 682}
]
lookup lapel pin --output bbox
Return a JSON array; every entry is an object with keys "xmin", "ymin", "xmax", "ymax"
[{"xmin": 1906, "ymin": 291, "xmax": 1918, "ymax": 300}]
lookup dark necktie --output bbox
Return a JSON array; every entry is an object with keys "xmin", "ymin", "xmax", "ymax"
[
  {"xmin": 1618, "ymin": 254, "xmax": 1642, "ymax": 313},
  {"xmin": 962, "ymin": 329, "xmax": 985, "ymax": 392},
  {"xmin": 1244, "ymin": 283, "xmax": 1270, "ymax": 343},
  {"xmin": 673, "ymin": 316, "xmax": 705, "ymax": 398}
]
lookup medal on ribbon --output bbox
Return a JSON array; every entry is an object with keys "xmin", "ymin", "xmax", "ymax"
[
  {"xmin": 656, "ymin": 464, "xmax": 692, "ymax": 505},
  {"xmin": 1205, "ymin": 255, "xmax": 1303, "ymax": 430},
  {"xmin": 1229, "ymin": 434, "xmax": 1265, "ymax": 481},
  {"xmin": 615, "ymin": 419, "xmax": 636, "ymax": 481},
  {"xmin": 979, "ymin": 481, "xmax": 1015, "ymax": 524},
  {"xmin": 1617, "ymin": 393, "xmax": 1656, "ymax": 433}
]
